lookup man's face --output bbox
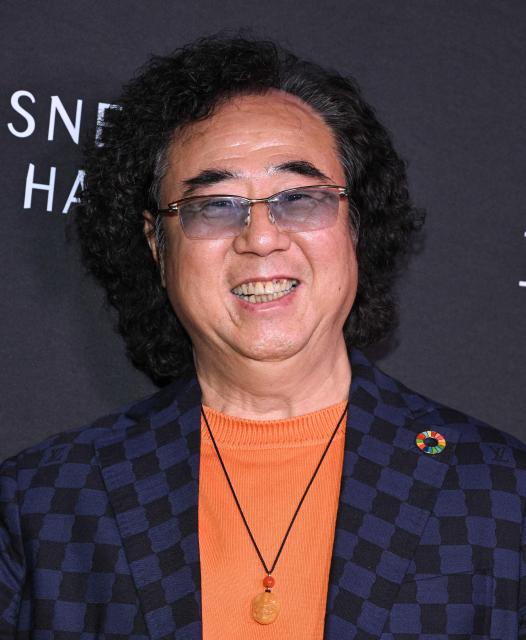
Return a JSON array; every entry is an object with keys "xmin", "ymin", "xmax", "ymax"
[{"xmin": 148, "ymin": 91, "xmax": 358, "ymax": 365}]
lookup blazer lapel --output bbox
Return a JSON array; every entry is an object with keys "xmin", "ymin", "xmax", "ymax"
[
  {"xmin": 94, "ymin": 377, "xmax": 203, "ymax": 640},
  {"xmin": 324, "ymin": 349, "xmax": 460, "ymax": 638}
]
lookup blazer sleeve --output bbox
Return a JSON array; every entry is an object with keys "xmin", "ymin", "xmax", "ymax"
[
  {"xmin": 0, "ymin": 459, "xmax": 25, "ymax": 636},
  {"xmin": 520, "ymin": 500, "xmax": 526, "ymax": 638}
]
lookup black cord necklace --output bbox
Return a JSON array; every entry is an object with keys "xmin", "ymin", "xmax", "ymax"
[{"xmin": 201, "ymin": 402, "xmax": 349, "ymax": 625}]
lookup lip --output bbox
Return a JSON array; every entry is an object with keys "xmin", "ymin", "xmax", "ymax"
[
  {"xmin": 230, "ymin": 275, "xmax": 300, "ymax": 290},
  {"xmin": 232, "ymin": 283, "xmax": 299, "ymax": 310}
]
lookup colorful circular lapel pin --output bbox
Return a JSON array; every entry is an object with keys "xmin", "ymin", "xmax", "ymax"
[{"xmin": 416, "ymin": 430, "xmax": 446, "ymax": 455}]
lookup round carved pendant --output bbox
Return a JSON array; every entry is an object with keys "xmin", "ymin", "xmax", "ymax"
[{"xmin": 251, "ymin": 590, "xmax": 281, "ymax": 624}]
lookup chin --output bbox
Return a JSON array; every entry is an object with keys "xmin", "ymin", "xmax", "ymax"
[{"xmin": 234, "ymin": 334, "xmax": 308, "ymax": 362}]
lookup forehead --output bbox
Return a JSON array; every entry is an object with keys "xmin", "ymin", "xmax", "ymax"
[
  {"xmin": 162, "ymin": 90, "xmax": 344, "ymax": 191},
  {"xmin": 176, "ymin": 90, "xmax": 337, "ymax": 147}
]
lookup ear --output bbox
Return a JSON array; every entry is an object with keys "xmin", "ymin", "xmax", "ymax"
[{"xmin": 143, "ymin": 210, "xmax": 165, "ymax": 286}]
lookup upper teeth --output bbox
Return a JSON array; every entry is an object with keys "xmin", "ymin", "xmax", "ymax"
[{"xmin": 232, "ymin": 279, "xmax": 298, "ymax": 296}]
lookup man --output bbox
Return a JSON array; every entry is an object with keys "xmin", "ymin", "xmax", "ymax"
[{"xmin": 1, "ymin": 35, "xmax": 525, "ymax": 639}]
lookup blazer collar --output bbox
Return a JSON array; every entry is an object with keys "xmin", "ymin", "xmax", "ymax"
[{"xmin": 95, "ymin": 349, "xmax": 459, "ymax": 639}]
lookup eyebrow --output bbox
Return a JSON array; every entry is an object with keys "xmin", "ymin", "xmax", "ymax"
[
  {"xmin": 181, "ymin": 169, "xmax": 240, "ymax": 197},
  {"xmin": 179, "ymin": 160, "xmax": 331, "ymax": 197},
  {"xmin": 270, "ymin": 160, "xmax": 331, "ymax": 182}
]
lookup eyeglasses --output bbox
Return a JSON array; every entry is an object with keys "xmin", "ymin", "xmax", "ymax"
[{"xmin": 155, "ymin": 184, "xmax": 348, "ymax": 239}]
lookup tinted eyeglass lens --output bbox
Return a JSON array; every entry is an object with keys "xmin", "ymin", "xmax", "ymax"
[
  {"xmin": 271, "ymin": 188, "xmax": 340, "ymax": 232},
  {"xmin": 179, "ymin": 197, "xmax": 248, "ymax": 239},
  {"xmin": 177, "ymin": 187, "xmax": 343, "ymax": 238}
]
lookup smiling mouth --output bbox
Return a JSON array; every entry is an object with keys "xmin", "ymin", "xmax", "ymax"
[{"xmin": 231, "ymin": 278, "xmax": 299, "ymax": 304}]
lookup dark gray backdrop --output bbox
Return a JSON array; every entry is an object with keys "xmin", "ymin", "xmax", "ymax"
[{"xmin": 1, "ymin": 0, "xmax": 525, "ymax": 459}]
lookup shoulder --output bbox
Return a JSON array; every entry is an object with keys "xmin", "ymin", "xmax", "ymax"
[
  {"xmin": 405, "ymin": 386, "xmax": 526, "ymax": 474},
  {"xmin": 0, "ymin": 375, "xmax": 199, "ymax": 485},
  {"xmin": 352, "ymin": 348, "xmax": 526, "ymax": 486},
  {"xmin": 415, "ymin": 395, "xmax": 526, "ymax": 506},
  {"xmin": 406, "ymin": 376, "xmax": 526, "ymax": 475}
]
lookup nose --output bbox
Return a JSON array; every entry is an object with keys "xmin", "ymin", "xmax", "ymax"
[{"xmin": 232, "ymin": 201, "xmax": 291, "ymax": 256}]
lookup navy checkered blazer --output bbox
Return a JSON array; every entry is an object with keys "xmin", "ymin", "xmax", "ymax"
[{"xmin": 1, "ymin": 349, "xmax": 526, "ymax": 638}]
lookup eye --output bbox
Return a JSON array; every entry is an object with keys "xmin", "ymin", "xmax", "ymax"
[
  {"xmin": 284, "ymin": 191, "xmax": 315, "ymax": 202},
  {"xmin": 204, "ymin": 198, "xmax": 236, "ymax": 209},
  {"xmin": 198, "ymin": 199, "xmax": 238, "ymax": 219},
  {"xmin": 279, "ymin": 190, "xmax": 320, "ymax": 211}
]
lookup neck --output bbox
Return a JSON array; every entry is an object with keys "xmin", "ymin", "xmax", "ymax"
[{"xmin": 194, "ymin": 335, "xmax": 352, "ymax": 420}]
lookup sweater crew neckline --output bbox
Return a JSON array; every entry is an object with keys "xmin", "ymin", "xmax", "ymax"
[{"xmin": 200, "ymin": 400, "xmax": 348, "ymax": 447}]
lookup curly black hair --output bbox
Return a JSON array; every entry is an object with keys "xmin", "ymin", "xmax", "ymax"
[{"xmin": 77, "ymin": 34, "xmax": 424, "ymax": 384}]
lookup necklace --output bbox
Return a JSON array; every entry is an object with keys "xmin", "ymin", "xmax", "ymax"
[{"xmin": 200, "ymin": 402, "xmax": 348, "ymax": 625}]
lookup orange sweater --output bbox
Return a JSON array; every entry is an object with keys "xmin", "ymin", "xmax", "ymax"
[{"xmin": 199, "ymin": 401, "xmax": 347, "ymax": 639}]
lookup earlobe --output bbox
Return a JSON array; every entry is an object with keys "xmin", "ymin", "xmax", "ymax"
[
  {"xmin": 143, "ymin": 210, "xmax": 165, "ymax": 286},
  {"xmin": 143, "ymin": 210, "xmax": 159, "ymax": 261}
]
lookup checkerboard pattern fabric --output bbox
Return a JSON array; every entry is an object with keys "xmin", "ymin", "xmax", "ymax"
[{"xmin": 1, "ymin": 349, "xmax": 525, "ymax": 638}]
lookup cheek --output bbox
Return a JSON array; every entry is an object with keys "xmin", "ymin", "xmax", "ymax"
[
  {"xmin": 162, "ymin": 239, "xmax": 229, "ymax": 321},
  {"xmin": 302, "ymin": 225, "xmax": 357, "ymax": 290},
  {"xmin": 320, "ymin": 239, "xmax": 357, "ymax": 312},
  {"xmin": 331, "ymin": 221, "xmax": 358, "ymax": 279}
]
